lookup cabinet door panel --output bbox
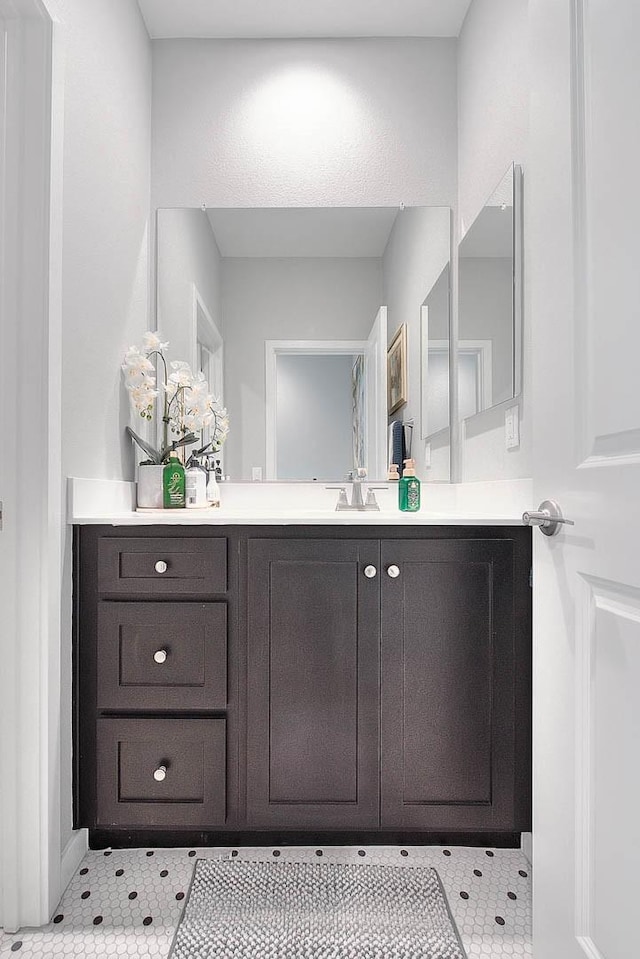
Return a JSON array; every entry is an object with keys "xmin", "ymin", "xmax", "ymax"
[
  {"xmin": 247, "ymin": 538, "xmax": 379, "ymax": 828},
  {"xmin": 381, "ymin": 538, "xmax": 516, "ymax": 830}
]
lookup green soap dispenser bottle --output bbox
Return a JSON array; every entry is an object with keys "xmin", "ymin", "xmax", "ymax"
[
  {"xmin": 398, "ymin": 458, "xmax": 421, "ymax": 512},
  {"xmin": 163, "ymin": 450, "xmax": 186, "ymax": 509}
]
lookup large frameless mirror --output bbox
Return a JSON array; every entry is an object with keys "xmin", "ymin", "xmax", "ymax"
[
  {"xmin": 457, "ymin": 163, "xmax": 523, "ymax": 421},
  {"xmin": 156, "ymin": 206, "xmax": 452, "ymax": 482}
]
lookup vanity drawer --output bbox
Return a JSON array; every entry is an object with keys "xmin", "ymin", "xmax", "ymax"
[
  {"xmin": 97, "ymin": 602, "xmax": 227, "ymax": 710},
  {"xmin": 97, "ymin": 536, "xmax": 227, "ymax": 597},
  {"xmin": 96, "ymin": 717, "xmax": 226, "ymax": 828}
]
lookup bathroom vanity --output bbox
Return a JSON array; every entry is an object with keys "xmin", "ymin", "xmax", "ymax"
[{"xmin": 73, "ymin": 509, "xmax": 531, "ymax": 848}]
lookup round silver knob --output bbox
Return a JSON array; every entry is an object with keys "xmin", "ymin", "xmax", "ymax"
[
  {"xmin": 154, "ymin": 560, "xmax": 168, "ymax": 574},
  {"xmin": 387, "ymin": 565, "xmax": 400, "ymax": 578},
  {"xmin": 153, "ymin": 649, "xmax": 168, "ymax": 665},
  {"xmin": 153, "ymin": 765, "xmax": 167, "ymax": 782},
  {"xmin": 364, "ymin": 565, "xmax": 377, "ymax": 579}
]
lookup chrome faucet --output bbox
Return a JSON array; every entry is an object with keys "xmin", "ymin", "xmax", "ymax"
[{"xmin": 327, "ymin": 468, "xmax": 387, "ymax": 511}]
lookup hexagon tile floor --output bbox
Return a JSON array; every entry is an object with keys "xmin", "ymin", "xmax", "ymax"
[{"xmin": 0, "ymin": 845, "xmax": 532, "ymax": 958}]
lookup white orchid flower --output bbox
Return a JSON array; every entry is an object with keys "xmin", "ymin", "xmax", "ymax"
[{"xmin": 142, "ymin": 331, "xmax": 169, "ymax": 354}]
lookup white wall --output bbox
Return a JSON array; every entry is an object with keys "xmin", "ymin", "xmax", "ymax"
[
  {"xmin": 457, "ymin": 0, "xmax": 530, "ymax": 483},
  {"xmin": 57, "ymin": 0, "xmax": 151, "ymax": 854},
  {"xmin": 156, "ymin": 208, "xmax": 223, "ymax": 364},
  {"xmin": 151, "ymin": 39, "xmax": 457, "ymax": 209},
  {"xmin": 276, "ymin": 354, "xmax": 354, "ymax": 481},
  {"xmin": 222, "ymin": 257, "xmax": 383, "ymax": 479},
  {"xmin": 382, "ymin": 207, "xmax": 452, "ymax": 480}
]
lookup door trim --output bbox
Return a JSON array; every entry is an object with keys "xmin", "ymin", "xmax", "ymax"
[{"xmin": 0, "ymin": 0, "xmax": 74, "ymax": 931}]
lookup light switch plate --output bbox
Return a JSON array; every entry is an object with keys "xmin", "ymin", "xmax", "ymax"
[
  {"xmin": 505, "ymin": 406, "xmax": 520, "ymax": 450},
  {"xmin": 424, "ymin": 442, "xmax": 431, "ymax": 470},
  {"xmin": 252, "ymin": 466, "xmax": 263, "ymax": 481}
]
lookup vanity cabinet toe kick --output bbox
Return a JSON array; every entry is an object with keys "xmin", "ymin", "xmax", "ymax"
[{"xmin": 73, "ymin": 524, "xmax": 532, "ymax": 845}]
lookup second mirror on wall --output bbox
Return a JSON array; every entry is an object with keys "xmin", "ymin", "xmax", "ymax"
[{"xmin": 458, "ymin": 163, "xmax": 523, "ymax": 423}]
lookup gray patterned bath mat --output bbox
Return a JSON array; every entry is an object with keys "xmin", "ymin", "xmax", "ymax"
[{"xmin": 169, "ymin": 859, "xmax": 467, "ymax": 958}]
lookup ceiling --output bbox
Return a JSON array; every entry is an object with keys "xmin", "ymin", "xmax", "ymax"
[
  {"xmin": 206, "ymin": 207, "xmax": 400, "ymax": 258},
  {"xmin": 137, "ymin": 0, "xmax": 474, "ymax": 40}
]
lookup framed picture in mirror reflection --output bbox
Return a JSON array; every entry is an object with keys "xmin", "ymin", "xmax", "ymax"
[{"xmin": 387, "ymin": 323, "xmax": 407, "ymax": 415}]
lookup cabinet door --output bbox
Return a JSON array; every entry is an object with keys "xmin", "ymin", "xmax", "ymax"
[
  {"xmin": 381, "ymin": 538, "xmax": 520, "ymax": 830},
  {"xmin": 247, "ymin": 538, "xmax": 380, "ymax": 829}
]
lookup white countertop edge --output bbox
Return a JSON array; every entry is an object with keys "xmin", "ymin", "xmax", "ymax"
[{"xmin": 70, "ymin": 511, "xmax": 525, "ymax": 527}]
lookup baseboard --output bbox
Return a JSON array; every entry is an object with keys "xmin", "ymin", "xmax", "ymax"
[
  {"xmin": 60, "ymin": 830, "xmax": 88, "ymax": 896},
  {"xmin": 89, "ymin": 829, "xmax": 522, "ymax": 850},
  {"xmin": 521, "ymin": 831, "xmax": 532, "ymax": 865}
]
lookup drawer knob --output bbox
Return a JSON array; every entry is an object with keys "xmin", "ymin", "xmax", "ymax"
[
  {"xmin": 153, "ymin": 764, "xmax": 168, "ymax": 782},
  {"xmin": 387, "ymin": 565, "xmax": 400, "ymax": 578},
  {"xmin": 153, "ymin": 649, "xmax": 168, "ymax": 665},
  {"xmin": 154, "ymin": 560, "xmax": 168, "ymax": 574},
  {"xmin": 363, "ymin": 565, "xmax": 377, "ymax": 579}
]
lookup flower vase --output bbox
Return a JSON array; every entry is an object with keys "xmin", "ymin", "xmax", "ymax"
[{"xmin": 136, "ymin": 464, "xmax": 165, "ymax": 509}]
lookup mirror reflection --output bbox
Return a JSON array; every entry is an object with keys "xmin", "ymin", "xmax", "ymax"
[
  {"xmin": 458, "ymin": 164, "xmax": 519, "ymax": 419},
  {"xmin": 421, "ymin": 262, "xmax": 451, "ymax": 438},
  {"xmin": 157, "ymin": 206, "xmax": 451, "ymax": 481}
]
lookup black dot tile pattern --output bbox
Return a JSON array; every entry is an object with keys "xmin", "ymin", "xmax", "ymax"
[
  {"xmin": 315, "ymin": 850, "xmax": 323, "ymax": 857},
  {"xmin": 0, "ymin": 845, "xmax": 531, "ymax": 959},
  {"xmin": 272, "ymin": 850, "xmax": 281, "ymax": 857}
]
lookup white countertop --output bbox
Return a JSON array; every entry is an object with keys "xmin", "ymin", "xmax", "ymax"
[{"xmin": 68, "ymin": 477, "xmax": 533, "ymax": 527}]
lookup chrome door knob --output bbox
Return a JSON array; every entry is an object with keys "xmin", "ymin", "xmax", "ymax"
[
  {"xmin": 154, "ymin": 560, "xmax": 168, "ymax": 574},
  {"xmin": 153, "ymin": 649, "xmax": 168, "ymax": 664},
  {"xmin": 522, "ymin": 499, "xmax": 575, "ymax": 537},
  {"xmin": 153, "ymin": 765, "xmax": 167, "ymax": 782},
  {"xmin": 387, "ymin": 565, "xmax": 400, "ymax": 578},
  {"xmin": 364, "ymin": 565, "xmax": 377, "ymax": 578}
]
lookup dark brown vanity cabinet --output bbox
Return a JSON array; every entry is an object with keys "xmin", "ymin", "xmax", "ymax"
[
  {"xmin": 74, "ymin": 524, "xmax": 531, "ymax": 843},
  {"xmin": 245, "ymin": 538, "xmax": 381, "ymax": 829},
  {"xmin": 245, "ymin": 532, "xmax": 531, "ymax": 835}
]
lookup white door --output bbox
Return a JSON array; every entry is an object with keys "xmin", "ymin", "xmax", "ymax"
[
  {"xmin": 366, "ymin": 305, "xmax": 387, "ymax": 478},
  {"xmin": 530, "ymin": 1, "xmax": 640, "ymax": 956}
]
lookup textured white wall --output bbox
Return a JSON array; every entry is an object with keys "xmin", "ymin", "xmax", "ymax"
[
  {"xmin": 151, "ymin": 39, "xmax": 457, "ymax": 209},
  {"xmin": 57, "ymin": 0, "xmax": 151, "ymax": 852},
  {"xmin": 457, "ymin": 0, "xmax": 530, "ymax": 482},
  {"xmin": 221, "ymin": 257, "xmax": 383, "ymax": 479},
  {"xmin": 156, "ymin": 208, "xmax": 223, "ymax": 364},
  {"xmin": 382, "ymin": 207, "xmax": 451, "ymax": 480},
  {"xmin": 458, "ymin": 0, "xmax": 528, "ymax": 235}
]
